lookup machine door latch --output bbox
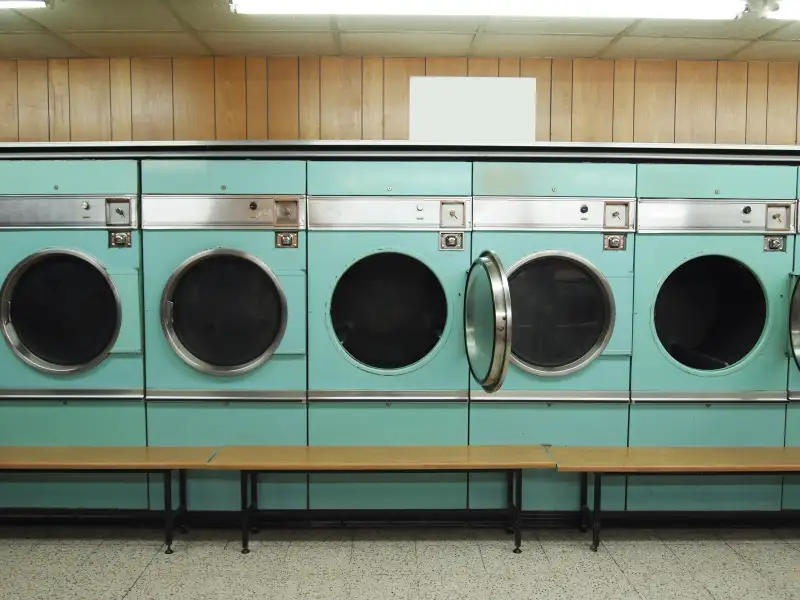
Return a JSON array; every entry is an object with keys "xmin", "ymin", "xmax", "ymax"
[
  {"xmin": 440, "ymin": 232, "xmax": 464, "ymax": 251},
  {"xmin": 108, "ymin": 231, "xmax": 131, "ymax": 248},
  {"xmin": 603, "ymin": 234, "xmax": 626, "ymax": 251},
  {"xmin": 275, "ymin": 231, "xmax": 298, "ymax": 248},
  {"xmin": 764, "ymin": 236, "xmax": 786, "ymax": 252}
]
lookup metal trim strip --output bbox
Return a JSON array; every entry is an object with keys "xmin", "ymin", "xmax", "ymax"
[
  {"xmin": 141, "ymin": 195, "xmax": 306, "ymax": 230},
  {"xmin": 307, "ymin": 196, "xmax": 472, "ymax": 231},
  {"xmin": 307, "ymin": 390, "xmax": 468, "ymax": 402},
  {"xmin": 631, "ymin": 392, "xmax": 787, "ymax": 403},
  {"xmin": 789, "ymin": 391, "xmax": 800, "ymax": 402},
  {"xmin": 0, "ymin": 389, "xmax": 143, "ymax": 400},
  {"xmin": 470, "ymin": 390, "xmax": 630, "ymax": 403},
  {"xmin": 145, "ymin": 390, "xmax": 306, "ymax": 402}
]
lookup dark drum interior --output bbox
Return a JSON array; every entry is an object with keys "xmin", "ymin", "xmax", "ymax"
[
  {"xmin": 170, "ymin": 254, "xmax": 283, "ymax": 367},
  {"xmin": 8, "ymin": 253, "xmax": 118, "ymax": 367},
  {"xmin": 331, "ymin": 252, "xmax": 447, "ymax": 369},
  {"xmin": 509, "ymin": 256, "xmax": 609, "ymax": 369},
  {"xmin": 654, "ymin": 255, "xmax": 766, "ymax": 371}
]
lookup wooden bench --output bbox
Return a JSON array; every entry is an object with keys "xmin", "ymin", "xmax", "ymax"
[
  {"xmin": 0, "ymin": 446, "xmax": 219, "ymax": 553},
  {"xmin": 548, "ymin": 446, "xmax": 800, "ymax": 552},
  {"xmin": 207, "ymin": 445, "xmax": 557, "ymax": 554}
]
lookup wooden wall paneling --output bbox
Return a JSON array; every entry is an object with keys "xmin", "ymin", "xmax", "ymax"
[
  {"xmin": 0, "ymin": 61, "xmax": 18, "ymax": 142},
  {"xmin": 173, "ymin": 58, "xmax": 214, "ymax": 141},
  {"xmin": 130, "ymin": 58, "xmax": 173, "ymax": 141},
  {"xmin": 245, "ymin": 57, "xmax": 268, "ymax": 140},
  {"xmin": 47, "ymin": 59, "xmax": 69, "ymax": 142},
  {"xmin": 674, "ymin": 61, "xmax": 717, "ymax": 143},
  {"xmin": 634, "ymin": 60, "xmax": 677, "ymax": 143},
  {"xmin": 550, "ymin": 59, "xmax": 573, "ymax": 142},
  {"xmin": 17, "ymin": 60, "xmax": 49, "ymax": 142},
  {"xmin": 468, "ymin": 58, "xmax": 499, "ymax": 77},
  {"xmin": 362, "ymin": 57, "xmax": 383, "ymax": 140},
  {"xmin": 298, "ymin": 56, "xmax": 320, "ymax": 140},
  {"xmin": 767, "ymin": 62, "xmax": 799, "ymax": 145},
  {"xmin": 215, "ymin": 57, "xmax": 247, "ymax": 140},
  {"xmin": 383, "ymin": 57, "xmax": 425, "ymax": 140},
  {"xmin": 612, "ymin": 60, "xmax": 635, "ymax": 142},
  {"xmin": 109, "ymin": 58, "xmax": 132, "ymax": 141},
  {"xmin": 520, "ymin": 58, "xmax": 551, "ymax": 141},
  {"xmin": 267, "ymin": 57, "xmax": 299, "ymax": 140},
  {"xmin": 715, "ymin": 61, "xmax": 748, "ymax": 144},
  {"xmin": 571, "ymin": 59, "xmax": 613, "ymax": 142},
  {"xmin": 321, "ymin": 57, "xmax": 362, "ymax": 140},
  {"xmin": 426, "ymin": 58, "xmax": 467, "ymax": 76},
  {"xmin": 68, "ymin": 59, "xmax": 112, "ymax": 142},
  {"xmin": 498, "ymin": 58, "xmax": 520, "ymax": 77},
  {"xmin": 746, "ymin": 62, "xmax": 769, "ymax": 144}
]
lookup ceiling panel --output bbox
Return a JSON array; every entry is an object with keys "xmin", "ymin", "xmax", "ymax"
[
  {"xmin": 627, "ymin": 18, "xmax": 783, "ymax": 40},
  {"xmin": 734, "ymin": 40, "xmax": 800, "ymax": 60},
  {"xmin": 0, "ymin": 32, "xmax": 78, "ymax": 58},
  {"xmin": 483, "ymin": 17, "xmax": 633, "ymax": 36},
  {"xmin": 604, "ymin": 37, "xmax": 749, "ymax": 60},
  {"xmin": 201, "ymin": 32, "xmax": 337, "ymax": 55},
  {"xmin": 62, "ymin": 32, "xmax": 207, "ymax": 56},
  {"xmin": 765, "ymin": 22, "xmax": 800, "ymax": 40},
  {"xmin": 341, "ymin": 32, "xmax": 473, "ymax": 56},
  {"xmin": 472, "ymin": 34, "xmax": 613, "ymax": 58},
  {"xmin": 24, "ymin": 0, "xmax": 184, "ymax": 32},
  {"xmin": 169, "ymin": 0, "xmax": 331, "ymax": 31},
  {"xmin": 336, "ymin": 15, "xmax": 482, "ymax": 33},
  {"xmin": 0, "ymin": 10, "xmax": 46, "ymax": 32}
]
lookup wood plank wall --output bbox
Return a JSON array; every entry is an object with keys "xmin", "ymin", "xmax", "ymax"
[{"xmin": 2, "ymin": 56, "xmax": 800, "ymax": 144}]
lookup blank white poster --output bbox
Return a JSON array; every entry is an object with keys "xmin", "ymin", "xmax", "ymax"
[{"xmin": 409, "ymin": 76, "xmax": 536, "ymax": 144}]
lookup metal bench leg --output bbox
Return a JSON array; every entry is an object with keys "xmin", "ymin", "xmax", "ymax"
[
  {"xmin": 591, "ymin": 473, "xmax": 602, "ymax": 552},
  {"xmin": 178, "ymin": 470, "xmax": 189, "ymax": 534},
  {"xmin": 164, "ymin": 470, "xmax": 174, "ymax": 554},
  {"xmin": 505, "ymin": 470, "xmax": 514, "ymax": 534},
  {"xmin": 579, "ymin": 472, "xmax": 589, "ymax": 532},
  {"xmin": 240, "ymin": 471, "xmax": 251, "ymax": 554},
  {"xmin": 250, "ymin": 471, "xmax": 259, "ymax": 534},
  {"xmin": 513, "ymin": 469, "xmax": 523, "ymax": 554}
]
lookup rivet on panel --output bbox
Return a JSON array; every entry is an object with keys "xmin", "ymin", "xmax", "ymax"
[
  {"xmin": 53, "ymin": 185, "xmax": 59, "ymax": 190},
  {"xmin": 714, "ymin": 189, "xmax": 720, "ymax": 195},
  {"xmin": 387, "ymin": 186, "xmax": 393, "ymax": 191},
  {"xmin": 221, "ymin": 185, "xmax": 227, "ymax": 191},
  {"xmin": 551, "ymin": 187, "xmax": 557, "ymax": 193}
]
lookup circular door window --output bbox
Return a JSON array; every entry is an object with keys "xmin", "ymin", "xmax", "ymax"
[
  {"xmin": 0, "ymin": 249, "xmax": 121, "ymax": 374},
  {"xmin": 654, "ymin": 255, "xmax": 766, "ymax": 371},
  {"xmin": 507, "ymin": 252, "xmax": 615, "ymax": 376},
  {"xmin": 161, "ymin": 249, "xmax": 287, "ymax": 375},
  {"xmin": 330, "ymin": 252, "xmax": 448, "ymax": 370}
]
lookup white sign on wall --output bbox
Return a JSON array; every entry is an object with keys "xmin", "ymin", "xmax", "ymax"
[{"xmin": 409, "ymin": 76, "xmax": 536, "ymax": 144}]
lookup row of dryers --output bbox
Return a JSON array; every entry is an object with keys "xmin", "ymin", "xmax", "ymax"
[{"xmin": 0, "ymin": 158, "xmax": 798, "ymax": 513}]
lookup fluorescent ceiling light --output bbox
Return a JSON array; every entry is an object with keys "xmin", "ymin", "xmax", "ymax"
[
  {"xmin": 0, "ymin": 0, "xmax": 48, "ymax": 7},
  {"xmin": 230, "ymin": 0, "xmax": 746, "ymax": 19},
  {"xmin": 767, "ymin": 1, "xmax": 800, "ymax": 19}
]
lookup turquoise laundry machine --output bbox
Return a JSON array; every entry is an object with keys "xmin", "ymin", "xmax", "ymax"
[
  {"xmin": 142, "ymin": 160, "xmax": 307, "ymax": 512},
  {"xmin": 307, "ymin": 161, "xmax": 513, "ymax": 510},
  {"xmin": 0, "ymin": 160, "xmax": 146, "ymax": 510},
  {"xmin": 629, "ymin": 164, "xmax": 796, "ymax": 512},
  {"xmin": 469, "ymin": 162, "xmax": 635, "ymax": 512}
]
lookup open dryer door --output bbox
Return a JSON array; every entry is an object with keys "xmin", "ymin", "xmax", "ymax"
[
  {"xmin": 465, "ymin": 251, "xmax": 512, "ymax": 393},
  {"xmin": 790, "ymin": 275, "xmax": 800, "ymax": 371}
]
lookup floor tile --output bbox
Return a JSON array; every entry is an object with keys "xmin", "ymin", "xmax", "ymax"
[
  {"xmin": 416, "ymin": 573, "xmax": 490, "ymax": 600},
  {"xmin": 478, "ymin": 539, "xmax": 552, "ymax": 576},
  {"xmin": 561, "ymin": 572, "xmax": 642, "ymax": 600},
  {"xmin": 486, "ymin": 574, "xmax": 569, "ymax": 600},
  {"xmin": 285, "ymin": 531, "xmax": 354, "ymax": 575},
  {"xmin": 347, "ymin": 573, "xmax": 419, "ymax": 600},
  {"xmin": 351, "ymin": 535, "xmax": 417, "ymax": 575}
]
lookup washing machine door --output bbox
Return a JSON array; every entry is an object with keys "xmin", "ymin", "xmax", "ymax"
[
  {"xmin": 790, "ymin": 276, "xmax": 800, "ymax": 370},
  {"xmin": 465, "ymin": 250, "xmax": 512, "ymax": 393}
]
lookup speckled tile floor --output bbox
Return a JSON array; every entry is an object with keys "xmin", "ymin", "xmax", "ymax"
[{"xmin": 0, "ymin": 526, "xmax": 798, "ymax": 600}]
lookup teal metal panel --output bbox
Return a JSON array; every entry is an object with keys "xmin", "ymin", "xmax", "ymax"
[
  {"xmin": 473, "ymin": 163, "xmax": 636, "ymax": 197},
  {"xmin": 307, "ymin": 161, "xmax": 472, "ymax": 196},
  {"xmin": 0, "ymin": 160, "xmax": 137, "ymax": 195},
  {"xmin": 631, "ymin": 235, "xmax": 793, "ymax": 395},
  {"xmin": 0, "ymin": 231, "xmax": 144, "ymax": 392},
  {"xmin": 308, "ymin": 403, "xmax": 468, "ymax": 509},
  {"xmin": 308, "ymin": 231, "xmax": 471, "ymax": 392},
  {"xmin": 784, "ymin": 404, "xmax": 800, "ymax": 509},
  {"xmin": 147, "ymin": 402, "xmax": 307, "ymax": 511},
  {"xmin": 142, "ymin": 230, "xmax": 305, "ymax": 392},
  {"xmin": 0, "ymin": 402, "xmax": 147, "ymax": 509},
  {"xmin": 637, "ymin": 165, "xmax": 798, "ymax": 199},
  {"xmin": 628, "ymin": 404, "xmax": 786, "ymax": 511},
  {"xmin": 141, "ymin": 160, "xmax": 306, "ymax": 195},
  {"xmin": 469, "ymin": 403, "xmax": 627, "ymax": 510}
]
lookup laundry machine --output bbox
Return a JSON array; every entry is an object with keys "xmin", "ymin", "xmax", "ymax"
[
  {"xmin": 467, "ymin": 162, "xmax": 635, "ymax": 512},
  {"xmin": 307, "ymin": 161, "xmax": 513, "ymax": 510},
  {"xmin": 142, "ymin": 160, "xmax": 307, "ymax": 511},
  {"xmin": 629, "ymin": 164, "xmax": 796, "ymax": 511},
  {"xmin": 0, "ymin": 160, "xmax": 146, "ymax": 509}
]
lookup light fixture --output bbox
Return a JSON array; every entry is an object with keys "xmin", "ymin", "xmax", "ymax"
[
  {"xmin": 230, "ymin": 0, "xmax": 746, "ymax": 19},
  {"xmin": 766, "ymin": 0, "xmax": 800, "ymax": 19},
  {"xmin": 0, "ymin": 0, "xmax": 50, "ymax": 8}
]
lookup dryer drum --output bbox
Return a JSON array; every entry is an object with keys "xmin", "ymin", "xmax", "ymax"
[
  {"xmin": 164, "ymin": 252, "xmax": 285, "ymax": 372},
  {"xmin": 654, "ymin": 255, "xmax": 766, "ymax": 371},
  {"xmin": 507, "ymin": 253, "xmax": 614, "ymax": 376},
  {"xmin": 331, "ymin": 252, "xmax": 447, "ymax": 370},
  {"xmin": 0, "ymin": 250, "xmax": 121, "ymax": 374}
]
